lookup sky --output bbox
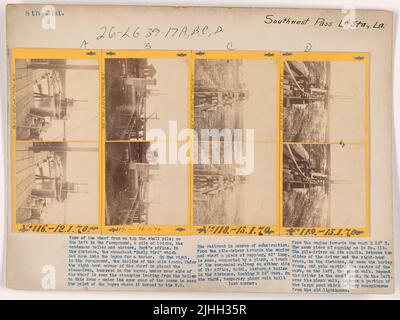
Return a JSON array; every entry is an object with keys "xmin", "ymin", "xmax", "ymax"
[
  {"xmin": 330, "ymin": 144, "xmax": 366, "ymax": 228},
  {"xmin": 240, "ymin": 59, "xmax": 278, "ymax": 142},
  {"xmin": 42, "ymin": 142, "xmax": 99, "ymax": 225},
  {"xmin": 328, "ymin": 61, "xmax": 365, "ymax": 142},
  {"xmin": 144, "ymin": 58, "xmax": 188, "ymax": 136},
  {"xmin": 147, "ymin": 163, "xmax": 188, "ymax": 225},
  {"xmin": 42, "ymin": 59, "xmax": 99, "ymax": 141}
]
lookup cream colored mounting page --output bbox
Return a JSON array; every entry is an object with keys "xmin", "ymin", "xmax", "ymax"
[{"xmin": 6, "ymin": 4, "xmax": 393, "ymax": 293}]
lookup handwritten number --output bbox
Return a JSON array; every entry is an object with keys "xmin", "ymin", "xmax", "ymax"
[
  {"xmin": 145, "ymin": 28, "xmax": 152, "ymax": 38},
  {"xmin": 108, "ymin": 26, "xmax": 116, "ymax": 39},
  {"xmin": 96, "ymin": 26, "xmax": 107, "ymax": 40},
  {"xmin": 90, "ymin": 25, "xmax": 223, "ymax": 44},
  {"xmin": 132, "ymin": 27, "xmax": 140, "ymax": 38}
]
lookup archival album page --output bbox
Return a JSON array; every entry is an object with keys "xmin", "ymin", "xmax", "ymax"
[{"xmin": 6, "ymin": 5, "xmax": 393, "ymax": 293}]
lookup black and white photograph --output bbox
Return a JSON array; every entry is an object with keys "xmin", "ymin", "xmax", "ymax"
[
  {"xmin": 283, "ymin": 60, "xmax": 366, "ymax": 143},
  {"xmin": 15, "ymin": 59, "xmax": 99, "ymax": 141},
  {"xmin": 3, "ymin": 1, "xmax": 397, "ymax": 298},
  {"xmin": 193, "ymin": 142, "xmax": 276, "ymax": 226},
  {"xmin": 105, "ymin": 58, "xmax": 188, "ymax": 141},
  {"xmin": 283, "ymin": 143, "xmax": 366, "ymax": 228},
  {"xmin": 15, "ymin": 142, "xmax": 99, "ymax": 225},
  {"xmin": 105, "ymin": 142, "xmax": 188, "ymax": 226},
  {"xmin": 194, "ymin": 58, "xmax": 277, "ymax": 142}
]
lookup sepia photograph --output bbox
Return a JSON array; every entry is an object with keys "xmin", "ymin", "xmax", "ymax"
[
  {"xmin": 193, "ymin": 142, "xmax": 276, "ymax": 226},
  {"xmin": 15, "ymin": 59, "xmax": 99, "ymax": 141},
  {"xmin": 105, "ymin": 142, "xmax": 188, "ymax": 226},
  {"xmin": 105, "ymin": 58, "xmax": 188, "ymax": 141},
  {"xmin": 15, "ymin": 142, "xmax": 99, "ymax": 225},
  {"xmin": 283, "ymin": 60, "xmax": 366, "ymax": 143},
  {"xmin": 194, "ymin": 58, "xmax": 277, "ymax": 142},
  {"xmin": 283, "ymin": 143, "xmax": 366, "ymax": 228}
]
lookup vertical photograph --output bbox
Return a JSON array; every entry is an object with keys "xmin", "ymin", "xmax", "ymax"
[
  {"xmin": 15, "ymin": 142, "xmax": 99, "ymax": 225},
  {"xmin": 283, "ymin": 60, "xmax": 366, "ymax": 143},
  {"xmin": 105, "ymin": 58, "xmax": 188, "ymax": 141},
  {"xmin": 105, "ymin": 142, "xmax": 188, "ymax": 226},
  {"xmin": 282, "ymin": 143, "xmax": 366, "ymax": 228},
  {"xmin": 15, "ymin": 59, "xmax": 99, "ymax": 141},
  {"xmin": 194, "ymin": 58, "xmax": 277, "ymax": 142},
  {"xmin": 193, "ymin": 142, "xmax": 276, "ymax": 226}
]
